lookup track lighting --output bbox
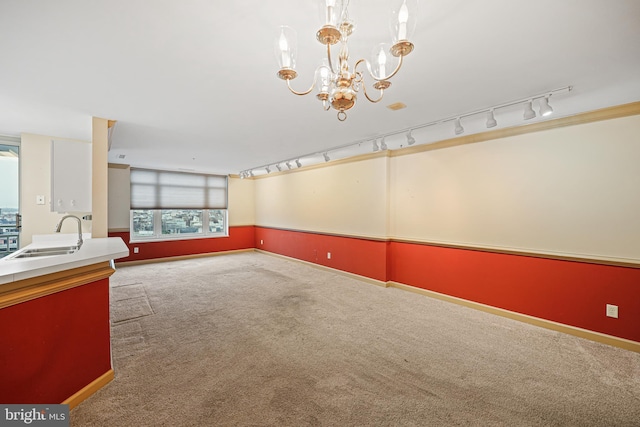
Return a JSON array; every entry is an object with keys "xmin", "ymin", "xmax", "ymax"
[
  {"xmin": 486, "ymin": 110, "xmax": 497, "ymax": 128},
  {"xmin": 539, "ymin": 96, "xmax": 553, "ymax": 117},
  {"xmin": 265, "ymin": 166, "xmax": 271, "ymax": 173},
  {"xmin": 237, "ymin": 86, "xmax": 572, "ymax": 177},
  {"xmin": 454, "ymin": 118, "xmax": 464, "ymax": 135},
  {"xmin": 406, "ymin": 130, "xmax": 415, "ymax": 145},
  {"xmin": 523, "ymin": 100, "xmax": 536, "ymax": 120}
]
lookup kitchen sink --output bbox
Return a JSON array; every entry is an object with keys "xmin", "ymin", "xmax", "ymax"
[{"xmin": 4, "ymin": 245, "xmax": 80, "ymax": 260}]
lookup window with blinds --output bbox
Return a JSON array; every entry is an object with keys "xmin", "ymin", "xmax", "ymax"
[
  {"xmin": 130, "ymin": 168, "xmax": 227, "ymax": 209},
  {"xmin": 129, "ymin": 168, "xmax": 228, "ymax": 241}
]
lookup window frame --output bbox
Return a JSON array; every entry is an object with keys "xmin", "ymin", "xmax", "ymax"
[{"xmin": 129, "ymin": 208, "xmax": 228, "ymax": 243}]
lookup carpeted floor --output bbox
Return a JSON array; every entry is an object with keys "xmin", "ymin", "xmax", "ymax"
[{"xmin": 71, "ymin": 252, "xmax": 640, "ymax": 426}]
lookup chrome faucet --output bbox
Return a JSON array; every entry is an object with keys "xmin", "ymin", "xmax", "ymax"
[{"xmin": 55, "ymin": 214, "xmax": 83, "ymax": 248}]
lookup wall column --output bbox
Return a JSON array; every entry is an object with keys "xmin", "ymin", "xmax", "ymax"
[{"xmin": 91, "ymin": 117, "xmax": 110, "ymax": 238}]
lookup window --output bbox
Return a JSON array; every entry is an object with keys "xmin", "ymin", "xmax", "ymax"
[
  {"xmin": 130, "ymin": 168, "xmax": 228, "ymax": 242},
  {"xmin": 131, "ymin": 209, "xmax": 227, "ymax": 240}
]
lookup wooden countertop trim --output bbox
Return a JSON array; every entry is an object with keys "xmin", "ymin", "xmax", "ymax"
[{"xmin": 0, "ymin": 262, "xmax": 115, "ymax": 309}]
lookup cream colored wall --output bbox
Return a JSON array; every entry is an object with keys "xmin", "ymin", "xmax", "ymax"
[
  {"xmin": 228, "ymin": 176, "xmax": 255, "ymax": 226},
  {"xmin": 107, "ymin": 165, "xmax": 130, "ymax": 230},
  {"xmin": 20, "ymin": 133, "xmax": 92, "ymax": 246},
  {"xmin": 390, "ymin": 114, "xmax": 640, "ymax": 262},
  {"xmin": 91, "ymin": 117, "xmax": 109, "ymax": 238},
  {"xmin": 254, "ymin": 155, "xmax": 389, "ymax": 239}
]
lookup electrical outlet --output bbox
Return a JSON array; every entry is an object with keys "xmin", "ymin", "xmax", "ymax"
[
  {"xmin": 327, "ymin": 252, "xmax": 331, "ymax": 259},
  {"xmin": 134, "ymin": 247, "xmax": 139, "ymax": 254},
  {"xmin": 606, "ymin": 304, "xmax": 618, "ymax": 318}
]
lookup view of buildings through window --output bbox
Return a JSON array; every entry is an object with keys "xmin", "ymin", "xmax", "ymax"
[
  {"xmin": 132, "ymin": 209, "xmax": 226, "ymax": 239},
  {"xmin": 0, "ymin": 144, "xmax": 19, "ymax": 257}
]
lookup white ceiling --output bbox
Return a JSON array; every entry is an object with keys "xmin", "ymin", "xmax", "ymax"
[{"xmin": 1, "ymin": 0, "xmax": 639, "ymax": 175}]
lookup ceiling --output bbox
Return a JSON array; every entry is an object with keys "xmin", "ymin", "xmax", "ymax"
[{"xmin": 1, "ymin": 0, "xmax": 639, "ymax": 175}]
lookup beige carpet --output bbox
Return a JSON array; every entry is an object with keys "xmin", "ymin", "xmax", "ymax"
[{"xmin": 71, "ymin": 252, "xmax": 640, "ymax": 426}]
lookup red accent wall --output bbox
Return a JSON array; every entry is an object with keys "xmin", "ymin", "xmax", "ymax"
[
  {"xmin": 109, "ymin": 225, "xmax": 255, "ymax": 263},
  {"xmin": 255, "ymin": 227, "xmax": 388, "ymax": 282},
  {"xmin": 254, "ymin": 227, "xmax": 640, "ymax": 343},
  {"xmin": 109, "ymin": 224, "xmax": 639, "ymax": 343},
  {"xmin": 0, "ymin": 279, "xmax": 111, "ymax": 403},
  {"xmin": 389, "ymin": 241, "xmax": 640, "ymax": 343}
]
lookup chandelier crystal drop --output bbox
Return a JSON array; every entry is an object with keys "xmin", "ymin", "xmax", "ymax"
[{"xmin": 275, "ymin": 0, "xmax": 417, "ymax": 121}]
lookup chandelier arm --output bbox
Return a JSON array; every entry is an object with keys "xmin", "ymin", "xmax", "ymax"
[
  {"xmin": 361, "ymin": 78, "xmax": 385, "ymax": 103},
  {"xmin": 355, "ymin": 55, "xmax": 405, "ymax": 83},
  {"xmin": 286, "ymin": 75, "xmax": 316, "ymax": 96}
]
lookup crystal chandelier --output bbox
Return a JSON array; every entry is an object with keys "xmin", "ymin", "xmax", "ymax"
[{"xmin": 275, "ymin": 0, "xmax": 417, "ymax": 121}]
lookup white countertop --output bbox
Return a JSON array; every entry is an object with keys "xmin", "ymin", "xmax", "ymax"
[{"xmin": 0, "ymin": 235, "xmax": 129, "ymax": 285}]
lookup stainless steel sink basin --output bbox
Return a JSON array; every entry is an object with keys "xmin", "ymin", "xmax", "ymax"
[{"xmin": 5, "ymin": 245, "xmax": 80, "ymax": 260}]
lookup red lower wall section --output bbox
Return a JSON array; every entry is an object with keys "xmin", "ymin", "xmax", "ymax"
[
  {"xmin": 255, "ymin": 227, "xmax": 388, "ymax": 282},
  {"xmin": 389, "ymin": 242, "xmax": 640, "ymax": 343},
  {"xmin": 109, "ymin": 225, "xmax": 256, "ymax": 263},
  {"xmin": 0, "ymin": 279, "xmax": 111, "ymax": 403},
  {"xmin": 254, "ymin": 227, "xmax": 640, "ymax": 343},
  {"xmin": 108, "ymin": 225, "xmax": 639, "ymax": 343}
]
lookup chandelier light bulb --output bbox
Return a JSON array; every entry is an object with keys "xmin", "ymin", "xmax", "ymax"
[{"xmin": 398, "ymin": 1, "xmax": 409, "ymax": 40}]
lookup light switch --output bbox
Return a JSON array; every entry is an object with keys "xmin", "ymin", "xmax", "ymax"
[{"xmin": 36, "ymin": 195, "xmax": 45, "ymax": 205}]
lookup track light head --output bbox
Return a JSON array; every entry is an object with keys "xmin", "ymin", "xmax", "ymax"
[
  {"xmin": 249, "ymin": 170, "xmax": 254, "ymax": 177},
  {"xmin": 486, "ymin": 110, "xmax": 497, "ymax": 128},
  {"xmin": 373, "ymin": 140, "xmax": 379, "ymax": 152},
  {"xmin": 523, "ymin": 100, "xmax": 536, "ymax": 120},
  {"xmin": 295, "ymin": 159, "xmax": 302, "ymax": 168},
  {"xmin": 276, "ymin": 164, "xmax": 282, "ymax": 172},
  {"xmin": 240, "ymin": 172, "xmax": 245, "ymax": 179},
  {"xmin": 286, "ymin": 161, "xmax": 292, "ymax": 170},
  {"xmin": 454, "ymin": 118, "xmax": 464, "ymax": 135},
  {"xmin": 406, "ymin": 130, "xmax": 415, "ymax": 145},
  {"xmin": 539, "ymin": 96, "xmax": 553, "ymax": 117},
  {"xmin": 323, "ymin": 152, "xmax": 330, "ymax": 162},
  {"xmin": 380, "ymin": 137, "xmax": 388, "ymax": 150},
  {"xmin": 265, "ymin": 166, "xmax": 271, "ymax": 173}
]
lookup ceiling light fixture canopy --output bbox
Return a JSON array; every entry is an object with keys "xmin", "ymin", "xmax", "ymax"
[{"xmin": 275, "ymin": 0, "xmax": 417, "ymax": 121}]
